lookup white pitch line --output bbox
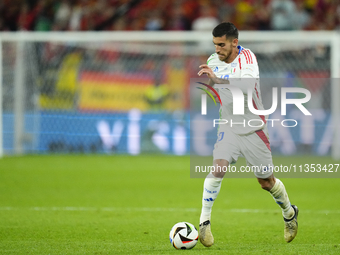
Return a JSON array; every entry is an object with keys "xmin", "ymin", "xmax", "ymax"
[{"xmin": 0, "ymin": 207, "xmax": 340, "ymax": 214}]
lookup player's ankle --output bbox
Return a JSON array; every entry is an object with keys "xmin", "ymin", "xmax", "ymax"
[{"xmin": 283, "ymin": 205, "xmax": 295, "ymax": 220}]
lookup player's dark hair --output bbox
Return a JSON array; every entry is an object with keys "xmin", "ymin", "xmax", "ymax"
[{"xmin": 212, "ymin": 22, "xmax": 239, "ymax": 39}]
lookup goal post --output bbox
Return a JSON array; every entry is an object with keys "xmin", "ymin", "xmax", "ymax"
[
  {"xmin": 330, "ymin": 33, "xmax": 340, "ymax": 160},
  {"xmin": 0, "ymin": 31, "xmax": 339, "ymax": 158}
]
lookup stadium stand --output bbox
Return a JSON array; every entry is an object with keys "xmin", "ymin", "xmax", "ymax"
[{"xmin": 0, "ymin": 0, "xmax": 339, "ymax": 32}]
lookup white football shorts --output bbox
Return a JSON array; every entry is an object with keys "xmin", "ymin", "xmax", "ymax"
[{"xmin": 213, "ymin": 127, "xmax": 273, "ymax": 178}]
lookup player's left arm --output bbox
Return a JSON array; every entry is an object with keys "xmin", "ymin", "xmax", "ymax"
[
  {"xmin": 238, "ymin": 53, "xmax": 259, "ymax": 93},
  {"xmin": 230, "ymin": 50, "xmax": 259, "ymax": 93}
]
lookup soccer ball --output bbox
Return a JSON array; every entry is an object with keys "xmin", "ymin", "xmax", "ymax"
[{"xmin": 169, "ymin": 222, "xmax": 198, "ymax": 250}]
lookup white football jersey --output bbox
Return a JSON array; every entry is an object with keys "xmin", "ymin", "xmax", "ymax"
[{"xmin": 207, "ymin": 45, "xmax": 267, "ymax": 135}]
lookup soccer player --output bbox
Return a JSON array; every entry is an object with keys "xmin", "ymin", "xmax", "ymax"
[{"xmin": 197, "ymin": 22, "xmax": 298, "ymax": 246}]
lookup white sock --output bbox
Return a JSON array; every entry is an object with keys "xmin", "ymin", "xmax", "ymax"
[
  {"xmin": 200, "ymin": 173, "xmax": 223, "ymax": 224},
  {"xmin": 269, "ymin": 178, "xmax": 295, "ymax": 219}
]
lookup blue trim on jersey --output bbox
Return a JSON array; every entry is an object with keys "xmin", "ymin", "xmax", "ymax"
[{"xmin": 237, "ymin": 45, "xmax": 244, "ymax": 55}]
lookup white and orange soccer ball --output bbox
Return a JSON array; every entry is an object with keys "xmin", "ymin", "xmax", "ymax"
[{"xmin": 169, "ymin": 222, "xmax": 198, "ymax": 250}]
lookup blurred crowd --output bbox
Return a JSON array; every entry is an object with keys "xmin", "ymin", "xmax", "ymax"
[{"xmin": 0, "ymin": 0, "xmax": 339, "ymax": 31}]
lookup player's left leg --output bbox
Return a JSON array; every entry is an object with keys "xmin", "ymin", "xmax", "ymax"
[
  {"xmin": 257, "ymin": 175, "xmax": 298, "ymax": 242},
  {"xmin": 240, "ymin": 129, "xmax": 298, "ymax": 243},
  {"xmin": 257, "ymin": 175, "xmax": 294, "ymax": 218}
]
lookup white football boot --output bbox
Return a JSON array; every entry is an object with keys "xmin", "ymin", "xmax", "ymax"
[
  {"xmin": 284, "ymin": 205, "xmax": 299, "ymax": 243},
  {"xmin": 199, "ymin": 220, "xmax": 214, "ymax": 247}
]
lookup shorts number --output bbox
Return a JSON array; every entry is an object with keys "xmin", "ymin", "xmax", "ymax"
[{"xmin": 218, "ymin": 132, "xmax": 224, "ymax": 142}]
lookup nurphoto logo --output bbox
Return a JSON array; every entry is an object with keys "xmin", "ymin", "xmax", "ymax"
[{"xmin": 197, "ymin": 81, "xmax": 312, "ymax": 128}]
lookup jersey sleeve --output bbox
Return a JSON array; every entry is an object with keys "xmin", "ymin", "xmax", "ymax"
[
  {"xmin": 239, "ymin": 50, "xmax": 259, "ymax": 78},
  {"xmin": 229, "ymin": 49, "xmax": 259, "ymax": 94},
  {"xmin": 207, "ymin": 53, "xmax": 218, "ymax": 71}
]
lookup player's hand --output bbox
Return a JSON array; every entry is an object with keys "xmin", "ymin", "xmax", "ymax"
[{"xmin": 198, "ymin": 64, "xmax": 217, "ymax": 79}]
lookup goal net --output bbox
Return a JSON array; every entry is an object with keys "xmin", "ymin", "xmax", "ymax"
[{"xmin": 0, "ymin": 31, "xmax": 339, "ymax": 158}]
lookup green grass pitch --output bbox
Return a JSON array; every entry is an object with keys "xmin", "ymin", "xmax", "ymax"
[{"xmin": 0, "ymin": 155, "xmax": 340, "ymax": 254}]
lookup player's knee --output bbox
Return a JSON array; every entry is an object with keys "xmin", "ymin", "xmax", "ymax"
[
  {"xmin": 212, "ymin": 159, "xmax": 229, "ymax": 178},
  {"xmin": 257, "ymin": 178, "xmax": 274, "ymax": 191},
  {"xmin": 260, "ymin": 183, "xmax": 271, "ymax": 191},
  {"xmin": 212, "ymin": 171, "xmax": 224, "ymax": 178}
]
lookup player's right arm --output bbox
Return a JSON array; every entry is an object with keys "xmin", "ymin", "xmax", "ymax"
[
  {"xmin": 198, "ymin": 64, "xmax": 230, "ymax": 85},
  {"xmin": 198, "ymin": 53, "xmax": 229, "ymax": 85},
  {"xmin": 197, "ymin": 64, "xmax": 224, "ymax": 103},
  {"xmin": 198, "ymin": 63, "xmax": 255, "ymax": 95},
  {"xmin": 208, "ymin": 78, "xmax": 214, "ymax": 87}
]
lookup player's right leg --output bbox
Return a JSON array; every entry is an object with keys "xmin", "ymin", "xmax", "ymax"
[{"xmin": 199, "ymin": 159, "xmax": 228, "ymax": 247}]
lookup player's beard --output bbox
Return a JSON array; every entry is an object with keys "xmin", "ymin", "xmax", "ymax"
[{"xmin": 217, "ymin": 49, "xmax": 232, "ymax": 62}]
